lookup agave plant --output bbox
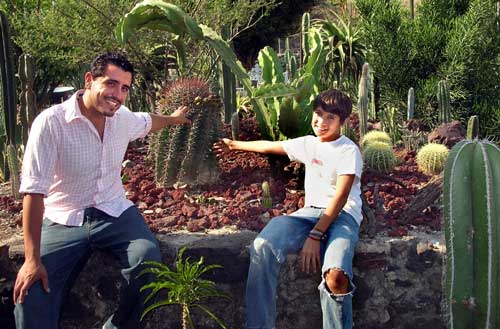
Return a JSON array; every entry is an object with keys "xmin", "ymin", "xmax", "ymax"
[
  {"xmin": 315, "ymin": 12, "xmax": 367, "ymax": 92},
  {"xmin": 138, "ymin": 247, "xmax": 229, "ymax": 329}
]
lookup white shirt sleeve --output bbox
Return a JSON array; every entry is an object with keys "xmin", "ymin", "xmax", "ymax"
[
  {"xmin": 337, "ymin": 146, "xmax": 363, "ymax": 178},
  {"xmin": 124, "ymin": 109, "xmax": 152, "ymax": 142},
  {"xmin": 20, "ymin": 112, "xmax": 59, "ymax": 196},
  {"xmin": 281, "ymin": 136, "xmax": 310, "ymax": 164}
]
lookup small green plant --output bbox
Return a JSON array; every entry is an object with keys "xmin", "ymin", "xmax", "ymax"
[
  {"xmin": 379, "ymin": 106, "xmax": 403, "ymax": 144},
  {"xmin": 416, "ymin": 143, "xmax": 449, "ymax": 175},
  {"xmin": 261, "ymin": 181, "xmax": 272, "ymax": 208},
  {"xmin": 360, "ymin": 130, "xmax": 392, "ymax": 149},
  {"xmin": 138, "ymin": 247, "xmax": 229, "ymax": 329},
  {"xmin": 363, "ymin": 141, "xmax": 397, "ymax": 173},
  {"xmin": 443, "ymin": 139, "xmax": 500, "ymax": 329}
]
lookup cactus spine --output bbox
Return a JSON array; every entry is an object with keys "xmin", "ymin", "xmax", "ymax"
[
  {"xmin": 438, "ymin": 80, "xmax": 451, "ymax": 123},
  {"xmin": 416, "ymin": 143, "xmax": 449, "ymax": 175},
  {"xmin": 407, "ymin": 87, "xmax": 415, "ymax": 120},
  {"xmin": 466, "ymin": 115, "xmax": 479, "ymax": 140},
  {"xmin": 301, "ymin": 13, "xmax": 310, "ymax": 65},
  {"xmin": 261, "ymin": 181, "xmax": 272, "ymax": 208},
  {"xmin": 443, "ymin": 139, "xmax": 500, "ymax": 329},
  {"xmin": 358, "ymin": 63, "xmax": 370, "ymax": 141},
  {"xmin": 363, "ymin": 141, "xmax": 396, "ymax": 173},
  {"xmin": 19, "ymin": 53, "xmax": 38, "ymax": 145}
]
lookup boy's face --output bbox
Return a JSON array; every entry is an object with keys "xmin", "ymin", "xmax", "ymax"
[{"xmin": 311, "ymin": 107, "xmax": 342, "ymax": 142}]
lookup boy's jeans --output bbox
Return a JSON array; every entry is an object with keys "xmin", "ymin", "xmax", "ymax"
[
  {"xmin": 14, "ymin": 206, "xmax": 162, "ymax": 329},
  {"xmin": 246, "ymin": 207, "xmax": 359, "ymax": 329}
]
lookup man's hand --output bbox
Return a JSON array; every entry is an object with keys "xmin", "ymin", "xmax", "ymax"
[
  {"xmin": 169, "ymin": 105, "xmax": 191, "ymax": 125},
  {"xmin": 301, "ymin": 238, "xmax": 321, "ymax": 274},
  {"xmin": 13, "ymin": 260, "xmax": 50, "ymax": 304}
]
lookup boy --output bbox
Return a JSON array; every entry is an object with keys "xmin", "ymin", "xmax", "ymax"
[{"xmin": 216, "ymin": 89, "xmax": 362, "ymax": 328}]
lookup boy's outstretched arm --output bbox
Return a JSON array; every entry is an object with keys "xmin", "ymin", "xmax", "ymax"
[{"xmin": 214, "ymin": 138, "xmax": 287, "ymax": 155}]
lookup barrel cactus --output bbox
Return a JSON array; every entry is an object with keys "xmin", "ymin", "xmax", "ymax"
[
  {"xmin": 416, "ymin": 143, "xmax": 449, "ymax": 175},
  {"xmin": 363, "ymin": 141, "xmax": 397, "ymax": 173},
  {"xmin": 151, "ymin": 78, "xmax": 222, "ymax": 187},
  {"xmin": 360, "ymin": 130, "xmax": 392, "ymax": 149},
  {"xmin": 261, "ymin": 181, "xmax": 272, "ymax": 208},
  {"xmin": 443, "ymin": 139, "xmax": 500, "ymax": 329}
]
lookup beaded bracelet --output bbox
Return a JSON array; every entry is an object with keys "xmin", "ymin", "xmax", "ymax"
[{"xmin": 308, "ymin": 228, "xmax": 327, "ymax": 241}]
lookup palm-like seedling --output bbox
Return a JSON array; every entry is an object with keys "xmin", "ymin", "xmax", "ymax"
[{"xmin": 138, "ymin": 247, "xmax": 229, "ymax": 329}]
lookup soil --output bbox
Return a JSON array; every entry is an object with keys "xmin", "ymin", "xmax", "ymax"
[{"xmin": 0, "ymin": 114, "xmax": 441, "ymax": 242}]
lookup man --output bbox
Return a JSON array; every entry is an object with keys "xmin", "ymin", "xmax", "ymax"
[{"xmin": 13, "ymin": 52, "xmax": 190, "ymax": 329}]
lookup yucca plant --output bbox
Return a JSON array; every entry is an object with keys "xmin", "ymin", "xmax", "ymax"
[{"xmin": 138, "ymin": 247, "xmax": 229, "ymax": 329}]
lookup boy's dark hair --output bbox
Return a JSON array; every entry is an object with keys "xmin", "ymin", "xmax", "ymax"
[
  {"xmin": 313, "ymin": 89, "xmax": 352, "ymax": 123},
  {"xmin": 90, "ymin": 52, "xmax": 134, "ymax": 82}
]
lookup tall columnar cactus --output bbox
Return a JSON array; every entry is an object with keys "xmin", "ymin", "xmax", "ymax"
[
  {"xmin": 437, "ymin": 80, "xmax": 451, "ymax": 123},
  {"xmin": 6, "ymin": 144, "xmax": 19, "ymax": 198},
  {"xmin": 18, "ymin": 53, "xmax": 38, "ymax": 145},
  {"xmin": 358, "ymin": 63, "xmax": 370, "ymax": 141},
  {"xmin": 443, "ymin": 139, "xmax": 500, "ymax": 329},
  {"xmin": 0, "ymin": 11, "xmax": 17, "ymax": 145},
  {"xmin": 416, "ymin": 143, "xmax": 449, "ymax": 175},
  {"xmin": 261, "ymin": 181, "xmax": 272, "ymax": 208},
  {"xmin": 363, "ymin": 141, "xmax": 397, "ymax": 173},
  {"xmin": 407, "ymin": 87, "xmax": 415, "ymax": 120},
  {"xmin": 284, "ymin": 37, "xmax": 297, "ymax": 81},
  {"xmin": 219, "ymin": 25, "xmax": 236, "ymax": 124},
  {"xmin": 466, "ymin": 115, "xmax": 479, "ymax": 140},
  {"xmin": 301, "ymin": 12, "xmax": 310, "ymax": 65},
  {"xmin": 230, "ymin": 111, "xmax": 240, "ymax": 141},
  {"xmin": 152, "ymin": 78, "xmax": 222, "ymax": 187}
]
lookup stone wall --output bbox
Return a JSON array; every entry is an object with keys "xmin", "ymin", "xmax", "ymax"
[{"xmin": 0, "ymin": 230, "xmax": 445, "ymax": 329}]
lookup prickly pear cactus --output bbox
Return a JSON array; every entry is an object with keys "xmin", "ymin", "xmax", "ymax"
[
  {"xmin": 151, "ymin": 78, "xmax": 222, "ymax": 187},
  {"xmin": 261, "ymin": 181, "xmax": 272, "ymax": 208},
  {"xmin": 360, "ymin": 130, "xmax": 392, "ymax": 149},
  {"xmin": 416, "ymin": 143, "xmax": 449, "ymax": 175},
  {"xmin": 443, "ymin": 139, "xmax": 500, "ymax": 329},
  {"xmin": 363, "ymin": 141, "xmax": 396, "ymax": 173}
]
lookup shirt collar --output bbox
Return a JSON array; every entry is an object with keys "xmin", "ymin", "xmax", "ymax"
[{"xmin": 64, "ymin": 90, "xmax": 86, "ymax": 123}]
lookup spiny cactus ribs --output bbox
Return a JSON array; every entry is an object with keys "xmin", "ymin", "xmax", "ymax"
[
  {"xmin": 151, "ymin": 78, "xmax": 222, "ymax": 187},
  {"xmin": 416, "ymin": 143, "xmax": 449, "ymax": 175}
]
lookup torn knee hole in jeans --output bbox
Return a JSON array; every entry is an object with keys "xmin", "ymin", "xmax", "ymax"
[{"xmin": 319, "ymin": 267, "xmax": 355, "ymax": 298}]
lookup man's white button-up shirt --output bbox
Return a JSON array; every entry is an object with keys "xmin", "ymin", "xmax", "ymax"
[{"xmin": 20, "ymin": 91, "xmax": 152, "ymax": 226}]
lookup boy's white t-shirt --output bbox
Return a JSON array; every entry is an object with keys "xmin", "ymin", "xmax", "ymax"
[{"xmin": 282, "ymin": 135, "xmax": 363, "ymax": 225}]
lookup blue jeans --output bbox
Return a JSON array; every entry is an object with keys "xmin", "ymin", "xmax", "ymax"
[
  {"xmin": 14, "ymin": 206, "xmax": 162, "ymax": 329},
  {"xmin": 246, "ymin": 207, "xmax": 359, "ymax": 329}
]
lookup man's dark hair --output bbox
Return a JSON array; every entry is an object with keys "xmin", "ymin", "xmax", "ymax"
[
  {"xmin": 312, "ymin": 89, "xmax": 352, "ymax": 123},
  {"xmin": 90, "ymin": 52, "xmax": 134, "ymax": 82}
]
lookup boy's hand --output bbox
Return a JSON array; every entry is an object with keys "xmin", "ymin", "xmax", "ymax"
[
  {"xmin": 301, "ymin": 238, "xmax": 321, "ymax": 274},
  {"xmin": 170, "ymin": 105, "xmax": 191, "ymax": 125},
  {"xmin": 213, "ymin": 138, "xmax": 233, "ymax": 158}
]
